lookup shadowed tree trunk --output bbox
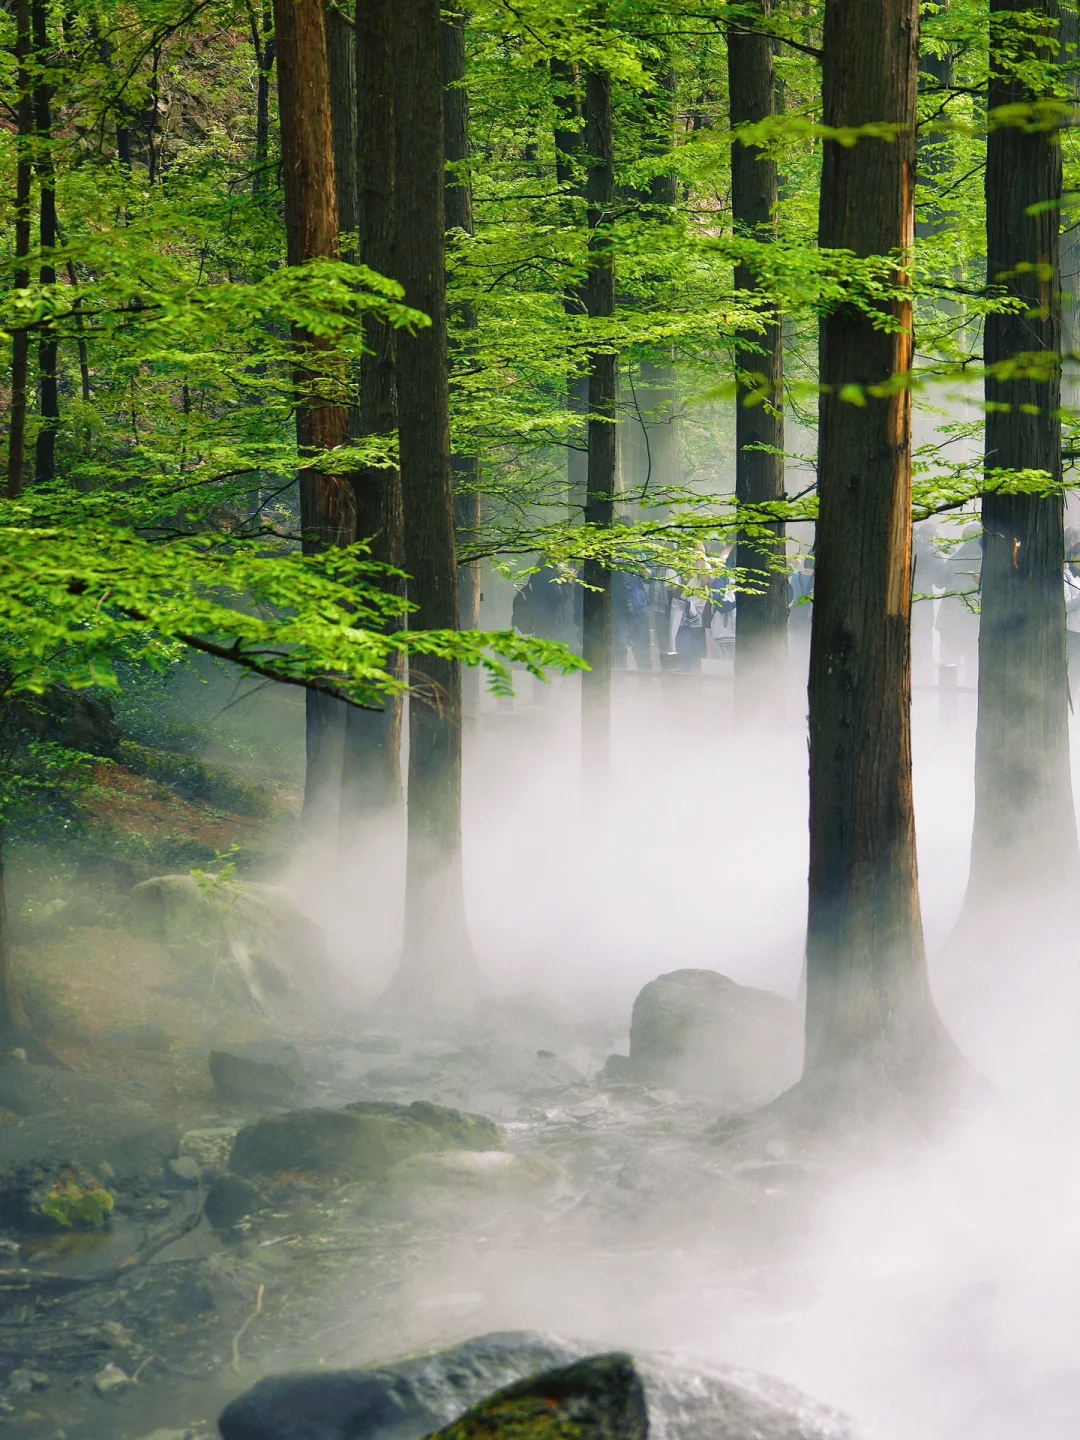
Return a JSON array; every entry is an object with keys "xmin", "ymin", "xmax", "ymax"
[
  {"xmin": 581, "ymin": 64, "xmax": 616, "ymax": 776},
  {"xmin": 804, "ymin": 0, "xmax": 955, "ymax": 1108},
  {"xmin": 440, "ymin": 8, "xmax": 482, "ymax": 729},
  {"xmin": 551, "ymin": 57, "xmax": 589, "ymax": 520},
  {"xmin": 729, "ymin": 5, "xmax": 787, "ymax": 718},
  {"xmin": 7, "ymin": 0, "xmax": 32, "ymax": 500},
  {"xmin": 32, "ymin": 0, "xmax": 57, "ymax": 487},
  {"xmin": 963, "ymin": 0, "xmax": 1078, "ymax": 905},
  {"xmin": 248, "ymin": 1, "xmax": 275, "ymax": 196},
  {"xmin": 385, "ymin": 0, "xmax": 478, "ymax": 1003},
  {"xmin": 339, "ymin": 0, "xmax": 405, "ymax": 827},
  {"xmin": 271, "ymin": 0, "xmax": 355, "ymax": 827}
]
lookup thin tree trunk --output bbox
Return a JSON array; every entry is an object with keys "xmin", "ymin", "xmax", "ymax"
[
  {"xmin": 8, "ymin": 0, "xmax": 32, "ymax": 500},
  {"xmin": 804, "ymin": 0, "xmax": 952, "ymax": 1105},
  {"xmin": 33, "ymin": 0, "xmax": 57, "ymax": 488},
  {"xmin": 388, "ymin": 0, "xmax": 476, "ymax": 1000},
  {"xmin": 440, "ymin": 8, "xmax": 482, "ymax": 728},
  {"xmin": 965, "ymin": 0, "xmax": 1077, "ymax": 901},
  {"xmin": 551, "ymin": 58, "xmax": 589, "ymax": 520},
  {"xmin": 581, "ymin": 65, "xmax": 616, "ymax": 776},
  {"xmin": 729, "ymin": 7, "xmax": 787, "ymax": 716},
  {"xmin": 248, "ymin": 2, "xmax": 274, "ymax": 196},
  {"xmin": 340, "ymin": 0, "xmax": 405, "ymax": 826},
  {"xmin": 0, "ymin": 842, "xmax": 30, "ymax": 1044},
  {"xmin": 272, "ymin": 0, "xmax": 355, "ymax": 828}
]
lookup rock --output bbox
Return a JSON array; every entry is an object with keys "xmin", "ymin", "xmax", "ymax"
[
  {"xmin": 93, "ymin": 1363, "xmax": 130, "ymax": 1396},
  {"xmin": 204, "ymin": 1173, "xmax": 263, "ymax": 1231},
  {"xmin": 599, "ymin": 1054, "xmax": 632, "ymax": 1084},
  {"xmin": 369, "ymin": 1150, "xmax": 562, "ymax": 1222},
  {"xmin": 128, "ymin": 874, "xmax": 331, "ymax": 1016},
  {"xmin": 218, "ymin": 1331, "xmax": 858, "ymax": 1440},
  {"xmin": 6, "ymin": 1368, "xmax": 50, "ymax": 1394},
  {"xmin": 229, "ymin": 1100, "xmax": 503, "ymax": 1180},
  {"xmin": 628, "ymin": 969, "xmax": 803, "ymax": 1103},
  {"xmin": 432, "ymin": 1355, "xmax": 646, "ymax": 1440},
  {"xmin": 179, "ymin": 1126, "xmax": 238, "ymax": 1169},
  {"xmin": 0, "ymin": 1063, "xmax": 116, "ymax": 1118},
  {"xmin": 132, "ymin": 1431, "xmax": 193, "ymax": 1440},
  {"xmin": 166, "ymin": 1156, "xmax": 201, "ymax": 1187},
  {"xmin": 0, "ymin": 1106, "xmax": 179, "ymax": 1188},
  {"xmin": 0, "ymin": 1164, "xmax": 114, "ymax": 1232},
  {"xmin": 209, "ymin": 1043, "xmax": 305, "ymax": 1107}
]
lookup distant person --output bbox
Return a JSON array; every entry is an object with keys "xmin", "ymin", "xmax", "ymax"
[
  {"xmin": 789, "ymin": 553, "xmax": 814, "ymax": 627},
  {"xmin": 512, "ymin": 566, "xmax": 578, "ymax": 647},
  {"xmin": 664, "ymin": 548, "xmax": 709, "ymax": 673},
  {"xmin": 612, "ymin": 571, "xmax": 652, "ymax": 670}
]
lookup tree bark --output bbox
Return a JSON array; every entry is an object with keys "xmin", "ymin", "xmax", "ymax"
[
  {"xmin": 440, "ymin": 8, "xmax": 482, "ymax": 728},
  {"xmin": 387, "ymin": 0, "xmax": 476, "ymax": 1001},
  {"xmin": 551, "ymin": 58, "xmax": 590, "ymax": 520},
  {"xmin": 33, "ymin": 0, "xmax": 57, "ymax": 488},
  {"xmin": 340, "ymin": 0, "xmax": 405, "ymax": 826},
  {"xmin": 966, "ymin": 0, "xmax": 1077, "ymax": 900},
  {"xmin": 7, "ymin": 0, "xmax": 32, "ymax": 500},
  {"xmin": 272, "ymin": 0, "xmax": 355, "ymax": 827},
  {"xmin": 729, "ymin": 8, "xmax": 787, "ymax": 716},
  {"xmin": 805, "ymin": 0, "xmax": 951, "ymax": 1104},
  {"xmin": 0, "ymin": 842, "xmax": 31, "ymax": 1045},
  {"xmin": 582, "ymin": 65, "xmax": 616, "ymax": 776},
  {"xmin": 248, "ymin": 2, "xmax": 275, "ymax": 196}
]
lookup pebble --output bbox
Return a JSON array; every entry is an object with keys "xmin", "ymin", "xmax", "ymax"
[
  {"xmin": 92, "ymin": 1363, "xmax": 130, "ymax": 1396},
  {"xmin": 6, "ymin": 1369, "xmax": 50, "ymax": 1394},
  {"xmin": 167, "ymin": 1156, "xmax": 202, "ymax": 1186}
]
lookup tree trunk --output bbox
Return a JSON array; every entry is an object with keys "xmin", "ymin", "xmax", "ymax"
[
  {"xmin": 7, "ymin": 0, "xmax": 32, "ymax": 500},
  {"xmin": 804, "ymin": 0, "xmax": 952, "ymax": 1105},
  {"xmin": 965, "ymin": 0, "xmax": 1077, "ymax": 901},
  {"xmin": 33, "ymin": 0, "xmax": 57, "ymax": 488},
  {"xmin": 272, "ymin": 0, "xmax": 355, "ymax": 828},
  {"xmin": 440, "ymin": 8, "xmax": 482, "ymax": 728},
  {"xmin": 0, "ymin": 842, "xmax": 30, "ymax": 1045},
  {"xmin": 581, "ymin": 65, "xmax": 616, "ymax": 776},
  {"xmin": 729, "ymin": 8, "xmax": 787, "ymax": 716},
  {"xmin": 340, "ymin": 0, "xmax": 405, "ymax": 827},
  {"xmin": 551, "ymin": 59, "xmax": 589, "ymax": 520},
  {"xmin": 248, "ymin": 2, "xmax": 275, "ymax": 196},
  {"xmin": 387, "ymin": 0, "xmax": 476, "ymax": 1001}
]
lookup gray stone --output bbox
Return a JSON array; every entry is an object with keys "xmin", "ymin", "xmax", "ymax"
[
  {"xmin": 209, "ymin": 1042, "xmax": 305, "ymax": 1106},
  {"xmin": 178, "ymin": 1126, "xmax": 237, "ymax": 1169},
  {"xmin": 0, "ymin": 1063, "xmax": 116, "ymax": 1117},
  {"xmin": 628, "ymin": 969, "xmax": 803, "ymax": 1103},
  {"xmin": 229, "ymin": 1100, "xmax": 503, "ymax": 1180},
  {"xmin": 368, "ymin": 1150, "xmax": 562, "ymax": 1222},
  {"xmin": 0, "ymin": 1106, "xmax": 179, "ymax": 1188},
  {"xmin": 6, "ymin": 1368, "xmax": 50, "ymax": 1394},
  {"xmin": 204, "ymin": 1173, "xmax": 263, "ymax": 1231},
  {"xmin": 218, "ymin": 1331, "xmax": 859, "ymax": 1440},
  {"xmin": 93, "ymin": 1363, "xmax": 131, "ymax": 1396},
  {"xmin": 166, "ymin": 1156, "xmax": 201, "ymax": 1186}
]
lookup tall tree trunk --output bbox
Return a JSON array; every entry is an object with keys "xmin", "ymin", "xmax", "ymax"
[
  {"xmin": 551, "ymin": 58, "xmax": 589, "ymax": 520},
  {"xmin": 729, "ymin": 7, "xmax": 787, "ymax": 717},
  {"xmin": 33, "ymin": 0, "xmax": 57, "ymax": 488},
  {"xmin": 440, "ymin": 8, "xmax": 482, "ymax": 728},
  {"xmin": 387, "ymin": 0, "xmax": 476, "ymax": 1001},
  {"xmin": 804, "ymin": 0, "xmax": 952, "ymax": 1105},
  {"xmin": 581, "ymin": 65, "xmax": 616, "ymax": 775},
  {"xmin": 7, "ymin": 0, "xmax": 32, "ymax": 500},
  {"xmin": 965, "ymin": 0, "xmax": 1077, "ymax": 901},
  {"xmin": 340, "ymin": 0, "xmax": 405, "ymax": 826},
  {"xmin": 272, "ymin": 0, "xmax": 355, "ymax": 828},
  {"xmin": 248, "ymin": 2, "xmax": 275, "ymax": 196}
]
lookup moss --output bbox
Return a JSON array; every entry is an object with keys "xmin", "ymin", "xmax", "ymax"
[
  {"xmin": 40, "ymin": 1177, "xmax": 115, "ymax": 1229},
  {"xmin": 441, "ymin": 1395, "xmax": 589, "ymax": 1440}
]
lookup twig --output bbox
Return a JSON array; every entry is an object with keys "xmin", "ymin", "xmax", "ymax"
[{"xmin": 230, "ymin": 1282, "xmax": 264, "ymax": 1371}]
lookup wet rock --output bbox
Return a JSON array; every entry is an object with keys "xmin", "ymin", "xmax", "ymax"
[
  {"xmin": 218, "ymin": 1331, "xmax": 859, "ymax": 1440},
  {"xmin": 369, "ymin": 1150, "xmax": 562, "ymax": 1222},
  {"xmin": 209, "ymin": 1042, "xmax": 306, "ymax": 1107},
  {"xmin": 129, "ymin": 874, "xmax": 330, "ymax": 1016},
  {"xmin": 0, "ymin": 1063, "xmax": 116, "ymax": 1117},
  {"xmin": 204, "ymin": 1173, "xmax": 263, "ymax": 1231},
  {"xmin": 166, "ymin": 1156, "xmax": 201, "ymax": 1187},
  {"xmin": 178, "ymin": 1126, "xmax": 238, "ymax": 1170},
  {"xmin": 93, "ymin": 1363, "xmax": 130, "ymax": 1396},
  {"xmin": 432, "ymin": 1355, "xmax": 646, "ymax": 1440},
  {"xmin": 628, "ymin": 969, "xmax": 802, "ymax": 1103},
  {"xmin": 229, "ymin": 1100, "xmax": 502, "ymax": 1180},
  {"xmin": 0, "ymin": 1163, "xmax": 114, "ymax": 1232},
  {"xmin": 6, "ymin": 1368, "xmax": 50, "ymax": 1394},
  {"xmin": 599, "ymin": 1054, "xmax": 632, "ymax": 1084}
]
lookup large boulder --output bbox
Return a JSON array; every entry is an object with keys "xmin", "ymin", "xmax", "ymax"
[
  {"xmin": 218, "ymin": 1331, "xmax": 858, "ymax": 1440},
  {"xmin": 431, "ymin": 1355, "xmax": 646, "ymax": 1440},
  {"xmin": 0, "ymin": 1162, "xmax": 115, "ymax": 1232},
  {"xmin": 0, "ymin": 1103, "xmax": 179, "ymax": 1188},
  {"xmin": 0, "ymin": 1062, "xmax": 117, "ymax": 1117},
  {"xmin": 209, "ymin": 1042, "xmax": 306, "ymax": 1107},
  {"xmin": 368, "ymin": 1149, "xmax": 562, "ymax": 1223},
  {"xmin": 128, "ymin": 874, "xmax": 330, "ymax": 1016},
  {"xmin": 228, "ymin": 1100, "xmax": 503, "ymax": 1180},
  {"xmin": 628, "ymin": 969, "xmax": 802, "ymax": 1104}
]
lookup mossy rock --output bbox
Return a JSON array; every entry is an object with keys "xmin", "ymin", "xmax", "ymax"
[
  {"xmin": 0, "ymin": 1163, "xmax": 115, "ymax": 1233},
  {"xmin": 428, "ymin": 1355, "xmax": 647, "ymax": 1440},
  {"xmin": 369, "ymin": 1150, "xmax": 562, "ymax": 1222},
  {"xmin": 229, "ymin": 1100, "xmax": 503, "ymax": 1180}
]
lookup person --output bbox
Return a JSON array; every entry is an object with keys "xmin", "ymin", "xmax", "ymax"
[
  {"xmin": 511, "ymin": 566, "xmax": 579, "ymax": 646},
  {"xmin": 789, "ymin": 553, "xmax": 814, "ymax": 624},
  {"xmin": 612, "ymin": 570, "xmax": 652, "ymax": 669},
  {"xmin": 664, "ymin": 546, "xmax": 710, "ymax": 673}
]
